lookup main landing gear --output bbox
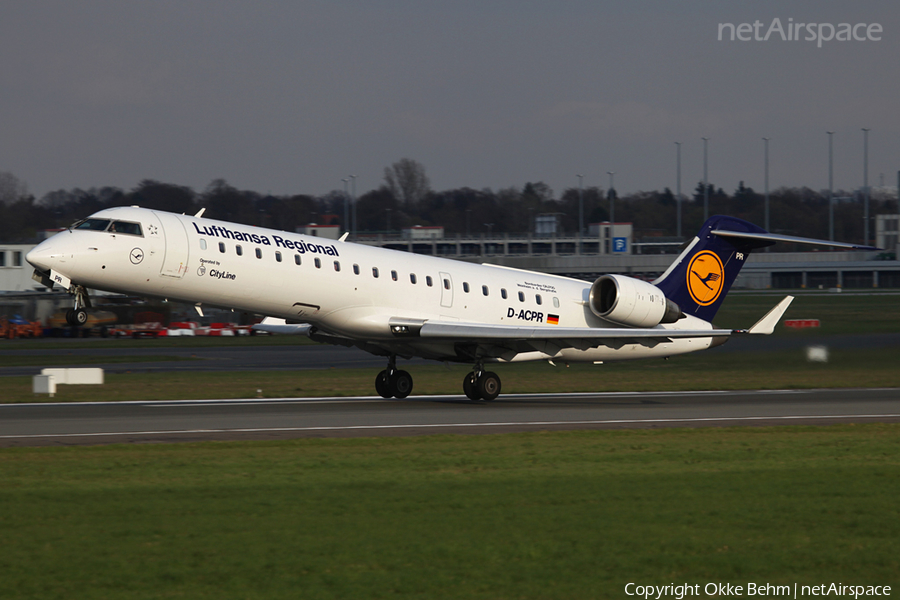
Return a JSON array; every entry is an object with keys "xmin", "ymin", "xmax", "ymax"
[
  {"xmin": 375, "ymin": 355, "xmax": 413, "ymax": 399},
  {"xmin": 371, "ymin": 357, "xmax": 502, "ymax": 401},
  {"xmin": 462, "ymin": 365, "xmax": 501, "ymax": 401},
  {"xmin": 65, "ymin": 285, "xmax": 91, "ymax": 327}
]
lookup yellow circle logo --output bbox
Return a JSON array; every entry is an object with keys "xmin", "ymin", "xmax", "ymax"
[{"xmin": 686, "ymin": 250, "xmax": 725, "ymax": 306}]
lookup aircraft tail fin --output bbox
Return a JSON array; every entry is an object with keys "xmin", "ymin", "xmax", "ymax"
[
  {"xmin": 653, "ymin": 216, "xmax": 773, "ymax": 323},
  {"xmin": 652, "ymin": 216, "xmax": 876, "ymax": 323}
]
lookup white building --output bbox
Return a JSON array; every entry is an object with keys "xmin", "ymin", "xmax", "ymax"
[
  {"xmin": 589, "ymin": 222, "xmax": 633, "ymax": 255},
  {"xmin": 402, "ymin": 226, "xmax": 444, "ymax": 240},
  {"xmin": 0, "ymin": 244, "xmax": 40, "ymax": 292},
  {"xmin": 876, "ymin": 214, "xmax": 899, "ymax": 255},
  {"xmin": 302, "ymin": 224, "xmax": 340, "ymax": 240}
]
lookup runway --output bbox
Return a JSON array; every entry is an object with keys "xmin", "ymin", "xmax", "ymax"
[{"xmin": 1, "ymin": 387, "xmax": 898, "ymax": 447}]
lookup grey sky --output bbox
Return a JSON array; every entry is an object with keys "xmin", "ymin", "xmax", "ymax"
[{"xmin": 1, "ymin": 1, "xmax": 898, "ymax": 200}]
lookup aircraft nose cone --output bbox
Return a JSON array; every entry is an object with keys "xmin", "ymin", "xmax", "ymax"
[{"xmin": 26, "ymin": 241, "xmax": 55, "ymax": 272}]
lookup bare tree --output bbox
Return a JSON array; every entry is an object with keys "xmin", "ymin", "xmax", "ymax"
[
  {"xmin": 0, "ymin": 171, "xmax": 28, "ymax": 206},
  {"xmin": 383, "ymin": 158, "xmax": 431, "ymax": 209}
]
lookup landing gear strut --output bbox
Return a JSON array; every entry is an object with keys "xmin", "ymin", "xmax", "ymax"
[
  {"xmin": 375, "ymin": 354, "xmax": 413, "ymax": 399},
  {"xmin": 65, "ymin": 285, "xmax": 91, "ymax": 327},
  {"xmin": 462, "ymin": 363, "xmax": 501, "ymax": 401}
]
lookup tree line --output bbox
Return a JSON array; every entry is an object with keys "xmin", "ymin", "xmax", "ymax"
[{"xmin": 0, "ymin": 159, "xmax": 896, "ymax": 247}]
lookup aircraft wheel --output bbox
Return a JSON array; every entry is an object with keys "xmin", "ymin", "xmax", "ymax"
[
  {"xmin": 65, "ymin": 308, "xmax": 76, "ymax": 326},
  {"xmin": 463, "ymin": 372, "xmax": 481, "ymax": 400},
  {"xmin": 375, "ymin": 370, "xmax": 392, "ymax": 398},
  {"xmin": 477, "ymin": 371, "xmax": 501, "ymax": 401},
  {"xmin": 390, "ymin": 370, "xmax": 413, "ymax": 399},
  {"xmin": 72, "ymin": 308, "xmax": 88, "ymax": 327}
]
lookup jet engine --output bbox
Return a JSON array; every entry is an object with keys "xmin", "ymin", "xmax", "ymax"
[{"xmin": 589, "ymin": 274, "xmax": 683, "ymax": 327}]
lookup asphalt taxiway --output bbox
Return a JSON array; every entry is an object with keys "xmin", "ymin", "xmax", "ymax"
[
  {"xmin": 2, "ymin": 333, "xmax": 899, "ymax": 377},
  {"xmin": 1, "ymin": 387, "xmax": 897, "ymax": 447}
]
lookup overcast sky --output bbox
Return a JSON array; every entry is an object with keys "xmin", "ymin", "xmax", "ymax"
[{"xmin": 1, "ymin": 1, "xmax": 898, "ymax": 200}]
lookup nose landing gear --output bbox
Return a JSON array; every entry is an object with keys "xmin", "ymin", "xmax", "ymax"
[
  {"xmin": 65, "ymin": 286, "xmax": 92, "ymax": 327},
  {"xmin": 375, "ymin": 354, "xmax": 413, "ymax": 399}
]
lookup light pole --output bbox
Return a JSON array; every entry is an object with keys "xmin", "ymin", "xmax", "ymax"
[
  {"xmin": 576, "ymin": 174, "xmax": 584, "ymax": 252},
  {"xmin": 348, "ymin": 174, "xmax": 357, "ymax": 238},
  {"xmin": 862, "ymin": 128, "xmax": 871, "ymax": 246},
  {"xmin": 607, "ymin": 171, "xmax": 616, "ymax": 251},
  {"xmin": 763, "ymin": 137, "xmax": 770, "ymax": 233},
  {"xmin": 702, "ymin": 137, "xmax": 709, "ymax": 221},
  {"xmin": 675, "ymin": 142, "xmax": 682, "ymax": 239},
  {"xmin": 827, "ymin": 132, "xmax": 834, "ymax": 241},
  {"xmin": 341, "ymin": 177, "xmax": 349, "ymax": 235}
]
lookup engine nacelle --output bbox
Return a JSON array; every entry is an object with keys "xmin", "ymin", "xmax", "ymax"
[{"xmin": 589, "ymin": 274, "xmax": 684, "ymax": 327}]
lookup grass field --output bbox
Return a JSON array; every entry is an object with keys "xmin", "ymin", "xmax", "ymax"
[{"xmin": 1, "ymin": 426, "xmax": 898, "ymax": 599}]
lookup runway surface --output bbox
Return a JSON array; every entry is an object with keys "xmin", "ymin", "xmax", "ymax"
[{"xmin": 2, "ymin": 387, "xmax": 898, "ymax": 447}]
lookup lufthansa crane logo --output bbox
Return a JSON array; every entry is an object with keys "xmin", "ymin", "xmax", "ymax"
[
  {"xmin": 686, "ymin": 250, "xmax": 724, "ymax": 306},
  {"xmin": 130, "ymin": 248, "xmax": 144, "ymax": 265}
]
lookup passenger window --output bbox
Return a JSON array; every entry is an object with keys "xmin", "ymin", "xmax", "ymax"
[
  {"xmin": 275, "ymin": 251, "xmax": 282, "ymax": 263},
  {"xmin": 334, "ymin": 261, "xmax": 340, "ymax": 272},
  {"xmin": 219, "ymin": 242, "xmax": 226, "ymax": 253},
  {"xmin": 236, "ymin": 245, "xmax": 243, "ymax": 256},
  {"xmin": 536, "ymin": 294, "xmax": 542, "ymax": 305},
  {"xmin": 553, "ymin": 297, "xmax": 560, "ymax": 308},
  {"xmin": 353, "ymin": 264, "xmax": 360, "ymax": 275},
  {"xmin": 463, "ymin": 282, "xmax": 470, "ymax": 293},
  {"xmin": 391, "ymin": 270, "xmax": 398, "ymax": 281},
  {"xmin": 482, "ymin": 285, "xmax": 489, "ymax": 296},
  {"xmin": 373, "ymin": 267, "xmax": 379, "ymax": 278},
  {"xmin": 426, "ymin": 276, "xmax": 433, "ymax": 287},
  {"xmin": 443, "ymin": 278, "xmax": 450, "ymax": 290},
  {"xmin": 501, "ymin": 289, "xmax": 508, "ymax": 300},
  {"xmin": 410, "ymin": 273, "xmax": 417, "ymax": 284},
  {"xmin": 200, "ymin": 239, "xmax": 207, "ymax": 250},
  {"xmin": 294, "ymin": 254, "xmax": 301, "ymax": 265},
  {"xmin": 518, "ymin": 291, "xmax": 525, "ymax": 302},
  {"xmin": 255, "ymin": 248, "xmax": 263, "ymax": 259},
  {"xmin": 315, "ymin": 258, "xmax": 321, "ymax": 268}
]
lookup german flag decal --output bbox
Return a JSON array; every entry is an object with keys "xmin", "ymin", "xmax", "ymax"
[{"xmin": 547, "ymin": 314, "xmax": 559, "ymax": 325}]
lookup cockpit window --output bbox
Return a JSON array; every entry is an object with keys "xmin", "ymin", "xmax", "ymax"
[
  {"xmin": 109, "ymin": 221, "xmax": 143, "ymax": 236},
  {"xmin": 73, "ymin": 218, "xmax": 111, "ymax": 231}
]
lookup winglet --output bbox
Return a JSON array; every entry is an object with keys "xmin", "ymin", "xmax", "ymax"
[{"xmin": 747, "ymin": 295, "xmax": 794, "ymax": 335}]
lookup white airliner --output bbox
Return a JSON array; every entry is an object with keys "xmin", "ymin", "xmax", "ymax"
[{"xmin": 26, "ymin": 207, "xmax": 874, "ymax": 400}]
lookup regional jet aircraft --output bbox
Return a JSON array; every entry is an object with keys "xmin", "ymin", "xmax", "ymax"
[{"xmin": 26, "ymin": 207, "xmax": 875, "ymax": 400}]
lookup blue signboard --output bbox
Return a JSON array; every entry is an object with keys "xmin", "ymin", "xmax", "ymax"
[{"xmin": 613, "ymin": 237, "xmax": 628, "ymax": 253}]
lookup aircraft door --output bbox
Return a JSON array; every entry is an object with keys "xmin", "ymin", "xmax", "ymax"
[
  {"xmin": 153, "ymin": 211, "xmax": 190, "ymax": 278},
  {"xmin": 439, "ymin": 271, "xmax": 453, "ymax": 308}
]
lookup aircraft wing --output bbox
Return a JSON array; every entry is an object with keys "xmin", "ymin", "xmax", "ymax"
[
  {"xmin": 415, "ymin": 321, "xmax": 734, "ymax": 352},
  {"xmin": 409, "ymin": 295, "xmax": 794, "ymax": 352},
  {"xmin": 252, "ymin": 317, "xmax": 312, "ymax": 335}
]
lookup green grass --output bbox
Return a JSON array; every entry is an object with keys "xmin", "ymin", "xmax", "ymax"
[
  {"xmin": 0, "ymin": 425, "xmax": 897, "ymax": 599},
  {"xmin": 2, "ymin": 345, "xmax": 899, "ymax": 402},
  {"xmin": 715, "ymin": 292, "xmax": 900, "ymax": 335}
]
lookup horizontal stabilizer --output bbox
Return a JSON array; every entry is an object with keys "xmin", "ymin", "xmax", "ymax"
[
  {"xmin": 747, "ymin": 296, "xmax": 794, "ymax": 335},
  {"xmin": 711, "ymin": 229, "xmax": 879, "ymax": 251}
]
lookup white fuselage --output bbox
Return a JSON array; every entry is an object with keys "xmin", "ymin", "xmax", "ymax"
[{"xmin": 27, "ymin": 207, "xmax": 715, "ymax": 363}]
